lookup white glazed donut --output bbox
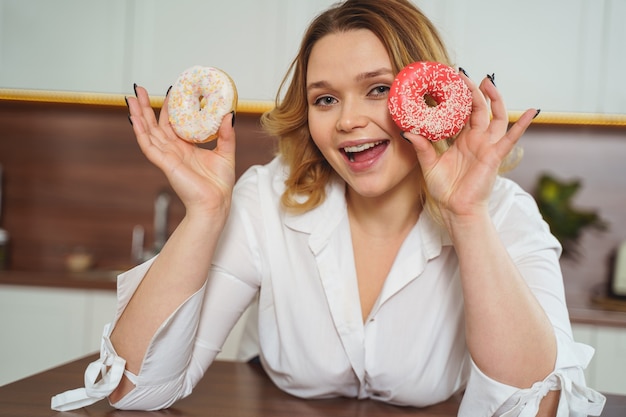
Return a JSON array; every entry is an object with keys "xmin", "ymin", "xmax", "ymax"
[
  {"xmin": 388, "ymin": 61, "xmax": 472, "ymax": 142},
  {"xmin": 167, "ymin": 65, "xmax": 238, "ymax": 143}
]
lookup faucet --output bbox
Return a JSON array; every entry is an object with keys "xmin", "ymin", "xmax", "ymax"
[
  {"xmin": 131, "ymin": 189, "xmax": 172, "ymax": 264},
  {"xmin": 153, "ymin": 189, "xmax": 172, "ymax": 253}
]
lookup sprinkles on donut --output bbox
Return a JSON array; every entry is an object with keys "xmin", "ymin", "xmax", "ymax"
[
  {"xmin": 388, "ymin": 61, "xmax": 472, "ymax": 142},
  {"xmin": 167, "ymin": 65, "xmax": 238, "ymax": 143}
]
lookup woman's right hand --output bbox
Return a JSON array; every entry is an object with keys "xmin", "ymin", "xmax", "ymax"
[{"xmin": 126, "ymin": 85, "xmax": 236, "ymax": 218}]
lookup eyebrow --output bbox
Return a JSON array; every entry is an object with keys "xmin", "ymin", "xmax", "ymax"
[
  {"xmin": 306, "ymin": 67, "xmax": 393, "ymax": 92},
  {"xmin": 356, "ymin": 67, "xmax": 393, "ymax": 82}
]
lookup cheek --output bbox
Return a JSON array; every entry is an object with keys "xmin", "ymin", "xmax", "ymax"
[
  {"xmin": 383, "ymin": 111, "xmax": 402, "ymax": 135},
  {"xmin": 307, "ymin": 110, "xmax": 334, "ymax": 149},
  {"xmin": 383, "ymin": 118, "xmax": 414, "ymax": 152},
  {"xmin": 308, "ymin": 125, "xmax": 323, "ymax": 152}
]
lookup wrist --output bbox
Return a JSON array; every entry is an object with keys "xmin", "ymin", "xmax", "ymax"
[
  {"xmin": 185, "ymin": 193, "xmax": 231, "ymax": 220},
  {"xmin": 441, "ymin": 207, "xmax": 492, "ymax": 240},
  {"xmin": 184, "ymin": 200, "xmax": 231, "ymax": 233}
]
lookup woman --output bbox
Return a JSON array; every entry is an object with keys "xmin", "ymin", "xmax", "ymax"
[{"xmin": 52, "ymin": 1, "xmax": 604, "ymax": 415}]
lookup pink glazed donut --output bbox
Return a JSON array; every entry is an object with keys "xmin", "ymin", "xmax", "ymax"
[
  {"xmin": 388, "ymin": 61, "xmax": 472, "ymax": 142},
  {"xmin": 167, "ymin": 66, "xmax": 238, "ymax": 143}
]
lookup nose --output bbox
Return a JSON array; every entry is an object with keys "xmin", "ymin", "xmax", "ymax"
[{"xmin": 336, "ymin": 99, "xmax": 368, "ymax": 132}]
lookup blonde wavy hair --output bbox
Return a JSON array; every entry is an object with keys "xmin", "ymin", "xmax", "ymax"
[{"xmin": 261, "ymin": 0, "xmax": 517, "ymax": 215}]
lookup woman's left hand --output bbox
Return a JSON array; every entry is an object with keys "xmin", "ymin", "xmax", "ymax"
[{"xmin": 403, "ymin": 72, "xmax": 538, "ymax": 222}]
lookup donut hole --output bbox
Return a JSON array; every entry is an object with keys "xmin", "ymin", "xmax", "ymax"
[
  {"xmin": 198, "ymin": 95, "xmax": 207, "ymax": 111},
  {"xmin": 423, "ymin": 94, "xmax": 439, "ymax": 107}
]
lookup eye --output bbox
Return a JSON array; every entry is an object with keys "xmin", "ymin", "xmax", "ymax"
[
  {"xmin": 368, "ymin": 85, "xmax": 390, "ymax": 98},
  {"xmin": 313, "ymin": 95, "xmax": 338, "ymax": 107}
]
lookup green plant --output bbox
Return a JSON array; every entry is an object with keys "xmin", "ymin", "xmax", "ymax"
[{"xmin": 533, "ymin": 173, "xmax": 607, "ymax": 259}]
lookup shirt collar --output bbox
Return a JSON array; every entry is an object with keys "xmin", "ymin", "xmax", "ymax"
[
  {"xmin": 283, "ymin": 176, "xmax": 452, "ymax": 257},
  {"xmin": 283, "ymin": 174, "xmax": 347, "ymax": 255}
]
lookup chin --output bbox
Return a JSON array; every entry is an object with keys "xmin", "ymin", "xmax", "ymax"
[{"xmin": 346, "ymin": 182, "xmax": 389, "ymax": 199}]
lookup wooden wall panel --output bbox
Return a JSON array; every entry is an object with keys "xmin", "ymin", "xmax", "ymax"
[
  {"xmin": 0, "ymin": 100, "xmax": 277, "ymax": 272},
  {"xmin": 1, "ymin": 98, "xmax": 625, "ymax": 302}
]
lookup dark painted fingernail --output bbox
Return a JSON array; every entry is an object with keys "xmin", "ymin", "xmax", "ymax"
[
  {"xmin": 400, "ymin": 132, "xmax": 411, "ymax": 143},
  {"xmin": 128, "ymin": 115, "xmax": 133, "ymax": 126},
  {"xmin": 133, "ymin": 83, "xmax": 138, "ymax": 97},
  {"xmin": 533, "ymin": 109, "xmax": 541, "ymax": 119},
  {"xmin": 487, "ymin": 73, "xmax": 496, "ymax": 86},
  {"xmin": 459, "ymin": 67, "xmax": 469, "ymax": 78},
  {"xmin": 231, "ymin": 111, "xmax": 236, "ymax": 127},
  {"xmin": 124, "ymin": 96, "xmax": 129, "ymax": 108},
  {"xmin": 165, "ymin": 85, "xmax": 172, "ymax": 97}
]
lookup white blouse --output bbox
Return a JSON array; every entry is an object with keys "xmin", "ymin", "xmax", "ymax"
[{"xmin": 52, "ymin": 157, "xmax": 606, "ymax": 416}]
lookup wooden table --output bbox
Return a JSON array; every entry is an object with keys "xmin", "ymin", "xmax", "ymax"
[{"xmin": 1, "ymin": 354, "xmax": 624, "ymax": 417}]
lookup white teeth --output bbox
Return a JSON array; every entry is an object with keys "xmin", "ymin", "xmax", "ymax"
[{"xmin": 343, "ymin": 141, "xmax": 383, "ymax": 153}]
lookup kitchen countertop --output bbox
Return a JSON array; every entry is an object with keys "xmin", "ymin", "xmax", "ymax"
[
  {"xmin": 0, "ymin": 269, "xmax": 118, "ymax": 291},
  {"xmin": 565, "ymin": 283, "xmax": 626, "ymax": 328},
  {"xmin": 2, "ymin": 269, "xmax": 626, "ymax": 328}
]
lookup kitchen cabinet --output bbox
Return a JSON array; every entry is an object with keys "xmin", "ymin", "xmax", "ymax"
[
  {"xmin": 1, "ymin": 0, "xmax": 624, "ymax": 114},
  {"xmin": 0, "ymin": 285, "xmax": 117, "ymax": 386},
  {"xmin": 0, "ymin": 284, "xmax": 247, "ymax": 386},
  {"xmin": 572, "ymin": 323, "xmax": 626, "ymax": 395}
]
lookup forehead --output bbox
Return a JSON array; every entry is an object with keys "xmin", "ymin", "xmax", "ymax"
[{"xmin": 307, "ymin": 29, "xmax": 391, "ymax": 81}]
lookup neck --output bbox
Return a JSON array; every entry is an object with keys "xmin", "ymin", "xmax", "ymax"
[{"xmin": 346, "ymin": 171, "xmax": 423, "ymax": 238}]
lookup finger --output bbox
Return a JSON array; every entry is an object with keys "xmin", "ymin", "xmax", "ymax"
[
  {"xmin": 133, "ymin": 85, "xmax": 185, "ymax": 150},
  {"xmin": 126, "ymin": 89, "xmax": 143, "ymax": 121},
  {"xmin": 126, "ymin": 94, "xmax": 150, "ymax": 144},
  {"xmin": 494, "ymin": 108, "xmax": 538, "ymax": 160},
  {"xmin": 459, "ymin": 71, "xmax": 489, "ymax": 130},
  {"xmin": 157, "ymin": 92, "xmax": 180, "ymax": 139},
  {"xmin": 127, "ymin": 85, "xmax": 160, "ymax": 139},
  {"xmin": 129, "ymin": 102, "xmax": 161, "ymax": 163},
  {"xmin": 214, "ymin": 112, "xmax": 237, "ymax": 164},
  {"xmin": 478, "ymin": 76, "xmax": 508, "ymax": 138},
  {"xmin": 158, "ymin": 90, "xmax": 171, "ymax": 129},
  {"xmin": 134, "ymin": 85, "xmax": 160, "ymax": 132},
  {"xmin": 127, "ymin": 86, "xmax": 171, "ymax": 161},
  {"xmin": 402, "ymin": 131, "xmax": 438, "ymax": 170}
]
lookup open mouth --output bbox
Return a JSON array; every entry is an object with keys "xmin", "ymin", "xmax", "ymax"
[{"xmin": 342, "ymin": 140, "xmax": 388, "ymax": 163}]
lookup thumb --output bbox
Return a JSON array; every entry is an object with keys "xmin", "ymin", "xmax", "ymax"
[
  {"xmin": 215, "ymin": 111, "xmax": 237, "ymax": 161},
  {"xmin": 494, "ymin": 108, "xmax": 537, "ymax": 160},
  {"xmin": 402, "ymin": 131, "xmax": 438, "ymax": 171}
]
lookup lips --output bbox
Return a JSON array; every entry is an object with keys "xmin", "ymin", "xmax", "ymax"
[{"xmin": 341, "ymin": 140, "xmax": 389, "ymax": 164}]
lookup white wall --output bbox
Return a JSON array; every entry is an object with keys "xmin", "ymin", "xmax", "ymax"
[{"xmin": 0, "ymin": 0, "xmax": 624, "ymax": 113}]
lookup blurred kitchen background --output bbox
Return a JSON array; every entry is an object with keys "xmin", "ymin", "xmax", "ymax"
[{"xmin": 0, "ymin": 0, "xmax": 625, "ymax": 395}]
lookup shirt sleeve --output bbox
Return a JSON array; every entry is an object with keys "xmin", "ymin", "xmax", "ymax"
[
  {"xmin": 110, "ymin": 176, "xmax": 263, "ymax": 410},
  {"xmin": 458, "ymin": 181, "xmax": 606, "ymax": 416},
  {"xmin": 110, "ymin": 257, "xmax": 258, "ymax": 410},
  {"xmin": 52, "ymin": 245, "xmax": 258, "ymax": 411},
  {"xmin": 50, "ymin": 170, "xmax": 266, "ymax": 412},
  {"xmin": 460, "ymin": 333, "xmax": 606, "ymax": 416},
  {"xmin": 108, "ymin": 258, "xmax": 210, "ymax": 410}
]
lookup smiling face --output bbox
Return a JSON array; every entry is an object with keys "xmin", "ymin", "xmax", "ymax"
[{"xmin": 306, "ymin": 29, "xmax": 422, "ymax": 202}]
